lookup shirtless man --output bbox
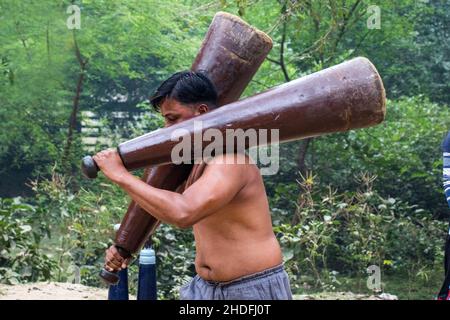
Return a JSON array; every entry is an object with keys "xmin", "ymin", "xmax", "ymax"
[{"xmin": 94, "ymin": 71, "xmax": 292, "ymax": 300}]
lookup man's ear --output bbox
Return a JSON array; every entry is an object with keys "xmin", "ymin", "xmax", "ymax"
[{"xmin": 196, "ymin": 104, "xmax": 209, "ymax": 115}]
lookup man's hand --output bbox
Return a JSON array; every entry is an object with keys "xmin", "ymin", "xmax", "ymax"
[
  {"xmin": 93, "ymin": 148, "xmax": 129, "ymax": 183},
  {"xmin": 104, "ymin": 245, "xmax": 131, "ymax": 272}
]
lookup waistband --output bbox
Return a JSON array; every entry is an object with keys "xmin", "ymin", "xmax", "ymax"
[{"xmin": 202, "ymin": 264, "xmax": 285, "ymax": 287}]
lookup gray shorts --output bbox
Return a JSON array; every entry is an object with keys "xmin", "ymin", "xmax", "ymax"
[{"xmin": 179, "ymin": 264, "xmax": 292, "ymax": 300}]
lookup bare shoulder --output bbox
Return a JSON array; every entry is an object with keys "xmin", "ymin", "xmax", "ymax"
[
  {"xmin": 206, "ymin": 153, "xmax": 259, "ymax": 180},
  {"xmin": 196, "ymin": 153, "xmax": 263, "ymax": 202},
  {"xmin": 206, "ymin": 153, "xmax": 259, "ymax": 184},
  {"xmin": 207, "ymin": 152, "xmax": 256, "ymax": 166}
]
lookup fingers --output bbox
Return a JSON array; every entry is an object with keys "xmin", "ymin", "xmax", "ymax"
[
  {"xmin": 104, "ymin": 246, "xmax": 125, "ymax": 272},
  {"xmin": 93, "ymin": 149, "xmax": 115, "ymax": 162},
  {"xmin": 122, "ymin": 257, "xmax": 131, "ymax": 269},
  {"xmin": 92, "ymin": 153, "xmax": 103, "ymax": 166},
  {"xmin": 96, "ymin": 149, "xmax": 116, "ymax": 158},
  {"xmin": 111, "ymin": 245, "xmax": 124, "ymax": 261}
]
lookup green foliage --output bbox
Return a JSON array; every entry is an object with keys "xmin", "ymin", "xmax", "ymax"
[
  {"xmin": 152, "ymin": 224, "xmax": 196, "ymax": 299},
  {"xmin": 233, "ymin": 0, "xmax": 450, "ymax": 105},
  {"xmin": 0, "ymin": 169, "xmax": 195, "ymax": 298},
  {"xmin": 0, "ymin": 0, "xmax": 449, "ymax": 300},
  {"xmin": 0, "ymin": 197, "xmax": 58, "ymax": 284},
  {"xmin": 311, "ymin": 96, "xmax": 450, "ymax": 217},
  {"xmin": 274, "ymin": 172, "xmax": 446, "ymax": 293},
  {"xmin": 29, "ymin": 171, "xmax": 130, "ymax": 285},
  {"xmin": 2, "ymin": 166, "xmax": 444, "ymax": 298},
  {"xmin": 385, "ymin": 0, "xmax": 450, "ymax": 104},
  {"xmin": 0, "ymin": 0, "xmax": 208, "ymax": 194},
  {"xmin": 0, "ymin": 1, "xmax": 77, "ymax": 193}
]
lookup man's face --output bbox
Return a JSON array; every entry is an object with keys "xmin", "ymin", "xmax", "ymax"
[{"xmin": 160, "ymin": 98, "xmax": 209, "ymax": 127}]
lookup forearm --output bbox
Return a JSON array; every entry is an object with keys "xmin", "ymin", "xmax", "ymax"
[{"xmin": 115, "ymin": 172, "xmax": 190, "ymax": 227}]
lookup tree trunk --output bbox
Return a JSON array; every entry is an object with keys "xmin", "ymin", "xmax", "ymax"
[
  {"xmin": 62, "ymin": 31, "xmax": 88, "ymax": 174},
  {"xmin": 298, "ymin": 138, "xmax": 311, "ymax": 177}
]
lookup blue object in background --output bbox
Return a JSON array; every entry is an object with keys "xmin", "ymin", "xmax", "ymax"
[
  {"xmin": 137, "ymin": 246, "xmax": 157, "ymax": 300},
  {"xmin": 443, "ymin": 131, "xmax": 450, "ymax": 152},
  {"xmin": 438, "ymin": 131, "xmax": 450, "ymax": 299},
  {"xmin": 443, "ymin": 131, "xmax": 450, "ymax": 208},
  {"xmin": 108, "ymin": 268, "xmax": 129, "ymax": 300},
  {"xmin": 108, "ymin": 223, "xmax": 129, "ymax": 300}
]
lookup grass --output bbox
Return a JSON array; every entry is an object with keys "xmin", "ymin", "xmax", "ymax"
[{"xmin": 293, "ymin": 266, "xmax": 444, "ymax": 300}]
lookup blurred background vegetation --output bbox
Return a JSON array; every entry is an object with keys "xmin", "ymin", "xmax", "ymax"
[{"xmin": 0, "ymin": 0, "xmax": 449, "ymax": 299}]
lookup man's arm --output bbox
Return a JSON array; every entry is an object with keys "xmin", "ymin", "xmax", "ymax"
[{"xmin": 93, "ymin": 150, "xmax": 248, "ymax": 228}]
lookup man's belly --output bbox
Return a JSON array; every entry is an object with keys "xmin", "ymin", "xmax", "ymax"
[{"xmin": 194, "ymin": 235, "xmax": 283, "ymax": 282}]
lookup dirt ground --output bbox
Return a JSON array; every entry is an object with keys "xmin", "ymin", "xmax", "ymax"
[
  {"xmin": 0, "ymin": 282, "xmax": 110, "ymax": 300},
  {"xmin": 0, "ymin": 282, "xmax": 398, "ymax": 300},
  {"xmin": 293, "ymin": 292, "xmax": 398, "ymax": 300}
]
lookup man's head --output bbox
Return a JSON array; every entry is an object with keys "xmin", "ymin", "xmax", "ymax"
[{"xmin": 150, "ymin": 71, "xmax": 218, "ymax": 127}]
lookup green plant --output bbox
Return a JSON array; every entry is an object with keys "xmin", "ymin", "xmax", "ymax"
[
  {"xmin": 0, "ymin": 197, "xmax": 58, "ymax": 284},
  {"xmin": 273, "ymin": 171, "xmax": 447, "ymax": 294}
]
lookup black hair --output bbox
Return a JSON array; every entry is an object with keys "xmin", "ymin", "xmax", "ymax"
[{"xmin": 150, "ymin": 70, "xmax": 218, "ymax": 112}]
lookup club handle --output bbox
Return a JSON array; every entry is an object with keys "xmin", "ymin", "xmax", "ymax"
[
  {"xmin": 99, "ymin": 268, "xmax": 120, "ymax": 285},
  {"xmin": 99, "ymin": 246, "xmax": 131, "ymax": 286},
  {"xmin": 81, "ymin": 155, "xmax": 99, "ymax": 179}
]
